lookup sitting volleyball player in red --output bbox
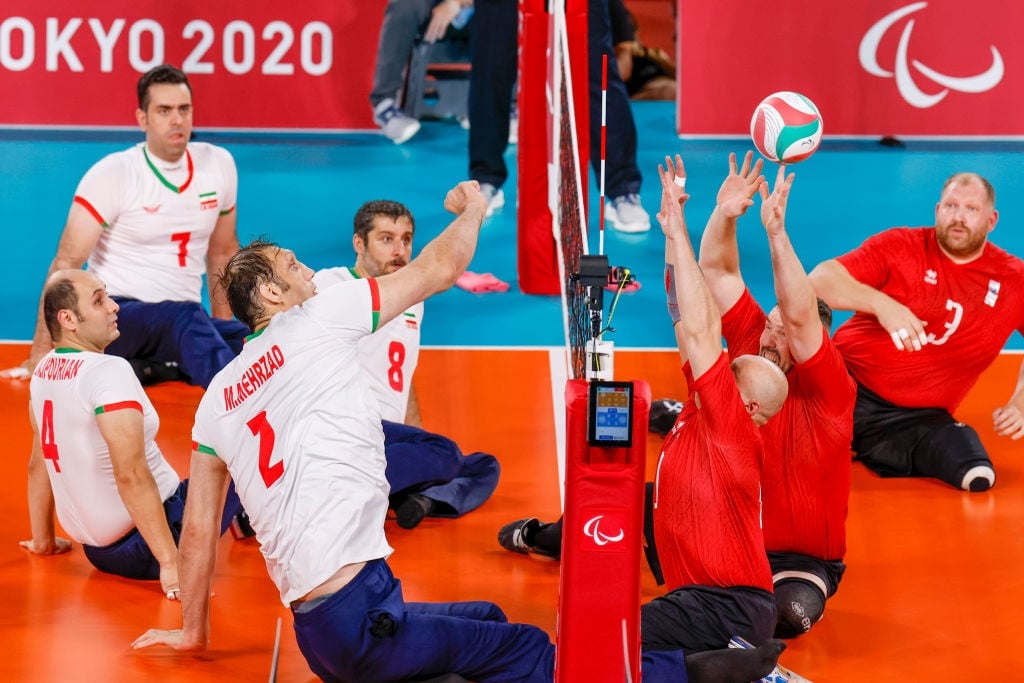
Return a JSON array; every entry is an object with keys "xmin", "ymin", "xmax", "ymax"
[
  {"xmin": 21, "ymin": 269, "xmax": 243, "ymax": 597},
  {"xmin": 698, "ymin": 153, "xmax": 855, "ymax": 638},
  {"xmin": 132, "ymin": 181, "xmax": 785, "ymax": 683},
  {"xmin": 640, "ymin": 155, "xmax": 790, "ymax": 653},
  {"xmin": 810, "ymin": 172, "xmax": 1024, "ymax": 491},
  {"xmin": 314, "ymin": 199, "xmax": 500, "ymax": 529}
]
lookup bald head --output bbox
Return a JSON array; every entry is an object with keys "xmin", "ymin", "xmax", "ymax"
[
  {"xmin": 731, "ymin": 354, "xmax": 789, "ymax": 426},
  {"xmin": 42, "ymin": 269, "xmax": 120, "ymax": 351}
]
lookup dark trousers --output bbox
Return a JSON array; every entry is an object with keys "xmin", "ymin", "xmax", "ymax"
[
  {"xmin": 82, "ymin": 480, "xmax": 243, "ymax": 580},
  {"xmin": 108, "ymin": 298, "xmax": 248, "ymax": 389},
  {"xmin": 468, "ymin": 0, "xmax": 641, "ymax": 197},
  {"xmin": 384, "ymin": 420, "xmax": 500, "ymax": 516}
]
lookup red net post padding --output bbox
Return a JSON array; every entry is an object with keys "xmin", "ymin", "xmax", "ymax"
[
  {"xmin": 517, "ymin": 0, "xmax": 589, "ymax": 295},
  {"xmin": 555, "ymin": 378, "xmax": 650, "ymax": 683}
]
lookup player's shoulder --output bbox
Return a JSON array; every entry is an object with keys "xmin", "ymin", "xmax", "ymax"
[
  {"xmin": 84, "ymin": 144, "xmax": 143, "ymax": 179},
  {"xmin": 313, "ymin": 266, "xmax": 358, "ymax": 290},
  {"xmin": 188, "ymin": 141, "xmax": 236, "ymax": 167}
]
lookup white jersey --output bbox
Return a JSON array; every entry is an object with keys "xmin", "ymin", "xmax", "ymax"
[
  {"xmin": 74, "ymin": 141, "xmax": 238, "ymax": 303},
  {"xmin": 314, "ymin": 267, "xmax": 423, "ymax": 422},
  {"xmin": 193, "ymin": 279, "xmax": 393, "ymax": 605},
  {"xmin": 29, "ymin": 349, "xmax": 180, "ymax": 546}
]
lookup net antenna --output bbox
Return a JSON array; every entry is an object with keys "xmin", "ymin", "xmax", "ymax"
[{"xmin": 549, "ymin": 0, "xmax": 604, "ymax": 383}]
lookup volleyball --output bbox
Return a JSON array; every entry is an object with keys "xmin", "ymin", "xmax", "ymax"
[{"xmin": 750, "ymin": 91, "xmax": 823, "ymax": 164}]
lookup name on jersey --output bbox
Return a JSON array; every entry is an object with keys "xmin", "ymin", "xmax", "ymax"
[
  {"xmin": 33, "ymin": 356, "xmax": 84, "ymax": 381},
  {"xmin": 223, "ymin": 345, "xmax": 285, "ymax": 410}
]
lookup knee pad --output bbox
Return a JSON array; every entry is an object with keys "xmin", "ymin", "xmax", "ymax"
[
  {"xmin": 773, "ymin": 580, "xmax": 825, "ymax": 639},
  {"xmin": 959, "ymin": 464, "xmax": 995, "ymax": 492}
]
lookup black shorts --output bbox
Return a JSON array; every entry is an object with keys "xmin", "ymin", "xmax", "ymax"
[
  {"xmin": 640, "ymin": 584, "xmax": 776, "ymax": 654},
  {"xmin": 852, "ymin": 383, "xmax": 991, "ymax": 488},
  {"xmin": 767, "ymin": 551, "xmax": 846, "ymax": 599}
]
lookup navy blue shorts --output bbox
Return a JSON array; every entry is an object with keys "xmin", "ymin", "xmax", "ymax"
[
  {"xmin": 107, "ymin": 298, "xmax": 248, "ymax": 388},
  {"xmin": 82, "ymin": 480, "xmax": 242, "ymax": 580}
]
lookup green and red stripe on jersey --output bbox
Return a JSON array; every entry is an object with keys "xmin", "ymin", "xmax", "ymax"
[
  {"xmin": 192, "ymin": 440, "xmax": 218, "ymax": 456},
  {"xmin": 73, "ymin": 196, "xmax": 109, "ymax": 228},
  {"xmin": 368, "ymin": 277, "xmax": 381, "ymax": 332},
  {"xmin": 143, "ymin": 146, "xmax": 194, "ymax": 194},
  {"xmin": 94, "ymin": 401, "xmax": 143, "ymax": 415}
]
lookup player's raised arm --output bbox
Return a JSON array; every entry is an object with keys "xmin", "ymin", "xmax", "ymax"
[
  {"xmin": 375, "ymin": 181, "xmax": 487, "ymax": 328},
  {"xmin": 658, "ymin": 155, "xmax": 722, "ymax": 380},
  {"xmin": 698, "ymin": 151, "xmax": 765, "ymax": 313},
  {"xmin": 760, "ymin": 166, "xmax": 822, "ymax": 363}
]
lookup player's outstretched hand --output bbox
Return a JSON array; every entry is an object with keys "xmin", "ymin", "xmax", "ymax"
[
  {"xmin": 656, "ymin": 155, "xmax": 689, "ymax": 239},
  {"xmin": 132, "ymin": 629, "xmax": 205, "ymax": 651},
  {"xmin": 759, "ymin": 164, "xmax": 795, "ymax": 238},
  {"xmin": 717, "ymin": 151, "xmax": 764, "ymax": 220},
  {"xmin": 993, "ymin": 404, "xmax": 1024, "ymax": 440},
  {"xmin": 19, "ymin": 536, "xmax": 72, "ymax": 555},
  {"xmin": 444, "ymin": 181, "xmax": 487, "ymax": 217}
]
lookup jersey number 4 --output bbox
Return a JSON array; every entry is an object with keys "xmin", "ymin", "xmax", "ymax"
[
  {"xmin": 40, "ymin": 400, "xmax": 62, "ymax": 473},
  {"xmin": 247, "ymin": 411, "xmax": 283, "ymax": 488}
]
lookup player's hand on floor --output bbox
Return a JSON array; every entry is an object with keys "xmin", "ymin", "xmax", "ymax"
[
  {"xmin": 0, "ymin": 360, "xmax": 32, "ymax": 379},
  {"xmin": 132, "ymin": 629, "xmax": 205, "ymax": 651},
  {"xmin": 993, "ymin": 405, "xmax": 1024, "ymax": 439},
  {"xmin": 19, "ymin": 537, "xmax": 72, "ymax": 555}
]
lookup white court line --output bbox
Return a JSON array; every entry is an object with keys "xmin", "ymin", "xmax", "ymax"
[{"xmin": 548, "ymin": 347, "xmax": 569, "ymax": 510}]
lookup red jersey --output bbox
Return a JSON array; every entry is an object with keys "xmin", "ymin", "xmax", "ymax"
[
  {"xmin": 652, "ymin": 352, "xmax": 773, "ymax": 593},
  {"xmin": 834, "ymin": 228, "xmax": 1024, "ymax": 412},
  {"xmin": 722, "ymin": 290, "xmax": 855, "ymax": 561}
]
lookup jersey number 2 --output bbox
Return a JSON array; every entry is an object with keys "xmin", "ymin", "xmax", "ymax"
[
  {"xmin": 247, "ymin": 411, "xmax": 283, "ymax": 488},
  {"xmin": 40, "ymin": 400, "xmax": 62, "ymax": 473}
]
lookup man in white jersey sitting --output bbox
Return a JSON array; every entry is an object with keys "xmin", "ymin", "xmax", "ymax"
[
  {"xmin": 6, "ymin": 64, "xmax": 248, "ymax": 388},
  {"xmin": 132, "ymin": 182, "xmax": 786, "ymax": 683},
  {"xmin": 314, "ymin": 199, "xmax": 499, "ymax": 529},
  {"xmin": 20, "ymin": 269, "xmax": 244, "ymax": 598}
]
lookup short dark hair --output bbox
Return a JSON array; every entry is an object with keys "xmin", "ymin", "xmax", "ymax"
[
  {"xmin": 941, "ymin": 172, "xmax": 996, "ymax": 206},
  {"xmin": 816, "ymin": 297, "xmax": 833, "ymax": 332},
  {"xmin": 353, "ymin": 200, "xmax": 415, "ymax": 244},
  {"xmin": 43, "ymin": 277, "xmax": 81, "ymax": 341},
  {"xmin": 220, "ymin": 239, "xmax": 288, "ymax": 330},
  {"xmin": 137, "ymin": 64, "xmax": 191, "ymax": 111}
]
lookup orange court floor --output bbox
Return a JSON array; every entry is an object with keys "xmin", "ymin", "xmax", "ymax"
[{"xmin": 3, "ymin": 343, "xmax": 1023, "ymax": 682}]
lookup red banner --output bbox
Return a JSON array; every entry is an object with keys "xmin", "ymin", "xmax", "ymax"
[
  {"xmin": 677, "ymin": 0, "xmax": 1024, "ymax": 137},
  {"xmin": 0, "ymin": 1, "xmax": 386, "ymax": 130}
]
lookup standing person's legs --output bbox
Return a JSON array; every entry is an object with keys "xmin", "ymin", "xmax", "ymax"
[
  {"xmin": 468, "ymin": 0, "xmax": 517, "ymax": 190},
  {"xmin": 587, "ymin": 0, "xmax": 640, "ymax": 200},
  {"xmin": 369, "ymin": 0, "xmax": 437, "ymax": 108}
]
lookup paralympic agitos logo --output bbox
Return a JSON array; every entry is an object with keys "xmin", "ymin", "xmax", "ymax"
[{"xmin": 858, "ymin": 2, "xmax": 1004, "ymax": 108}]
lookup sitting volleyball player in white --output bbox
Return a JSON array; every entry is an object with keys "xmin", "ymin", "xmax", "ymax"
[
  {"xmin": 9, "ymin": 64, "xmax": 248, "ymax": 388},
  {"xmin": 313, "ymin": 200, "xmax": 499, "ymax": 529},
  {"xmin": 21, "ymin": 269, "xmax": 244, "ymax": 597}
]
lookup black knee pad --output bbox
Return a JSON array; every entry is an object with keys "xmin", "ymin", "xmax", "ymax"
[{"xmin": 773, "ymin": 580, "xmax": 825, "ymax": 639}]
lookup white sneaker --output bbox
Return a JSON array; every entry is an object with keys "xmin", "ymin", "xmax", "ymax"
[
  {"xmin": 605, "ymin": 194, "xmax": 651, "ymax": 233},
  {"xmin": 479, "ymin": 183, "xmax": 505, "ymax": 217},
  {"xmin": 508, "ymin": 114, "xmax": 518, "ymax": 145},
  {"xmin": 373, "ymin": 99, "xmax": 421, "ymax": 144}
]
